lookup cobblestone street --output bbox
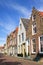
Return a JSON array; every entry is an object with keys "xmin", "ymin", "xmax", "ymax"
[{"xmin": 0, "ymin": 54, "xmax": 43, "ymax": 65}]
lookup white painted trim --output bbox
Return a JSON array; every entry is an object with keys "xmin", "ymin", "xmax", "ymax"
[
  {"xmin": 31, "ymin": 38, "xmax": 36, "ymax": 53},
  {"xmin": 32, "ymin": 23, "xmax": 37, "ymax": 35},
  {"xmin": 39, "ymin": 36, "xmax": 40, "ymax": 52},
  {"xmin": 39, "ymin": 35, "xmax": 43, "ymax": 53}
]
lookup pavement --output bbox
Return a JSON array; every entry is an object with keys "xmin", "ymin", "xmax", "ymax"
[{"xmin": 0, "ymin": 54, "xmax": 43, "ymax": 65}]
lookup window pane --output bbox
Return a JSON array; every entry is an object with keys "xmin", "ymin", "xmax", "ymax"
[
  {"xmin": 32, "ymin": 23, "xmax": 37, "ymax": 34},
  {"xmin": 40, "ymin": 36, "xmax": 43, "ymax": 41},
  {"xmin": 33, "ymin": 27, "xmax": 37, "ymax": 33},
  {"xmin": 22, "ymin": 33, "xmax": 24, "ymax": 41},
  {"xmin": 40, "ymin": 36, "xmax": 43, "ymax": 52},
  {"xmin": 32, "ymin": 39, "xmax": 36, "ymax": 52},
  {"xmin": 20, "ymin": 24, "xmax": 22, "ymax": 30},
  {"xmin": 19, "ymin": 35, "xmax": 21, "ymax": 43}
]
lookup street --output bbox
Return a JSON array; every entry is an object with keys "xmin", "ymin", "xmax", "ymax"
[{"xmin": 0, "ymin": 54, "xmax": 43, "ymax": 65}]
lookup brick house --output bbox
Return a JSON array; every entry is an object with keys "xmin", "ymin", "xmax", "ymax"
[
  {"xmin": 7, "ymin": 35, "xmax": 10, "ymax": 55},
  {"xmin": 27, "ymin": 7, "xmax": 43, "ymax": 59},
  {"xmin": 12, "ymin": 27, "xmax": 18, "ymax": 56},
  {"xmin": 7, "ymin": 27, "xmax": 18, "ymax": 56}
]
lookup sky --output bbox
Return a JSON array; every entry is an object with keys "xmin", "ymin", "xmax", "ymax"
[{"xmin": 0, "ymin": 0, "xmax": 43, "ymax": 46}]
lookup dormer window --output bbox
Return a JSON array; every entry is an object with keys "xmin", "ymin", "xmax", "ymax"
[{"xmin": 32, "ymin": 22, "xmax": 37, "ymax": 35}]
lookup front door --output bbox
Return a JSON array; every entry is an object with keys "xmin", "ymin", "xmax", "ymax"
[{"xmin": 22, "ymin": 44, "xmax": 25, "ymax": 57}]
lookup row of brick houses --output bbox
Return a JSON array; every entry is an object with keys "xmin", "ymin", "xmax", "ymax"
[
  {"xmin": 6, "ymin": 7, "xmax": 43, "ymax": 60},
  {"xmin": 7, "ymin": 27, "xmax": 18, "ymax": 56}
]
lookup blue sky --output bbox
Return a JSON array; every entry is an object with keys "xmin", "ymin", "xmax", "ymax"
[{"xmin": 0, "ymin": 0, "xmax": 43, "ymax": 46}]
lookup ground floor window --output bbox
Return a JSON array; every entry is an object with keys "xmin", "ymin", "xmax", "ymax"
[
  {"xmin": 40, "ymin": 35, "xmax": 43, "ymax": 52},
  {"xmin": 32, "ymin": 38, "xmax": 36, "ymax": 53}
]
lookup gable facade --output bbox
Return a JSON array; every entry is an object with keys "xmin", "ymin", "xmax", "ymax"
[{"xmin": 17, "ymin": 18, "xmax": 30, "ymax": 57}]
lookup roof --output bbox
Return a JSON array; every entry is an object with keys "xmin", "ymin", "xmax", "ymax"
[
  {"xmin": 21, "ymin": 18, "xmax": 30, "ymax": 31},
  {"xmin": 10, "ymin": 27, "xmax": 18, "ymax": 38},
  {"xmin": 21, "ymin": 18, "xmax": 30, "ymax": 40},
  {"xmin": 39, "ymin": 12, "xmax": 43, "ymax": 17},
  {"xmin": 0, "ymin": 46, "xmax": 4, "ymax": 49},
  {"xmin": 15, "ymin": 27, "xmax": 18, "ymax": 33}
]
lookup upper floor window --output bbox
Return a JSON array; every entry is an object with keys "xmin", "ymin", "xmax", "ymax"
[
  {"xmin": 19, "ymin": 35, "xmax": 21, "ymax": 43},
  {"xmin": 32, "ymin": 22, "xmax": 37, "ymax": 35},
  {"xmin": 22, "ymin": 33, "xmax": 24, "ymax": 41},
  {"xmin": 20, "ymin": 24, "xmax": 22, "ymax": 30},
  {"xmin": 33, "ymin": 15, "xmax": 36, "ymax": 20},
  {"xmin": 32, "ymin": 15, "xmax": 36, "ymax": 21}
]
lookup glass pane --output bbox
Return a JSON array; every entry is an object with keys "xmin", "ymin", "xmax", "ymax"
[
  {"xmin": 22, "ymin": 33, "xmax": 24, "ymax": 41},
  {"xmin": 33, "ymin": 44, "xmax": 36, "ymax": 52},
  {"xmin": 32, "ymin": 39, "xmax": 36, "ymax": 52},
  {"xmin": 40, "ymin": 36, "xmax": 43, "ymax": 52},
  {"xmin": 41, "ymin": 41, "xmax": 43, "ymax": 52},
  {"xmin": 40, "ymin": 36, "xmax": 43, "ymax": 41}
]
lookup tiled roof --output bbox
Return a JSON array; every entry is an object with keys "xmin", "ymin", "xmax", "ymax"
[
  {"xmin": 21, "ymin": 18, "xmax": 30, "ymax": 40},
  {"xmin": 39, "ymin": 12, "xmax": 43, "ymax": 16},
  {"xmin": 21, "ymin": 18, "xmax": 30, "ymax": 31},
  {"xmin": 0, "ymin": 46, "xmax": 4, "ymax": 49},
  {"xmin": 16, "ymin": 27, "xmax": 18, "ymax": 33}
]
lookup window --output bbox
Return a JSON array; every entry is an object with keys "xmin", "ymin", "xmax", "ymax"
[
  {"xmin": 32, "ymin": 22, "xmax": 37, "ymax": 35},
  {"xmin": 42, "ymin": 18, "xmax": 43, "ymax": 22},
  {"xmin": 22, "ymin": 33, "xmax": 24, "ymax": 41},
  {"xmin": 32, "ymin": 39, "xmax": 36, "ymax": 53},
  {"xmin": 28, "ymin": 38, "xmax": 30, "ymax": 45},
  {"xmin": 19, "ymin": 35, "xmax": 21, "ymax": 43},
  {"xmin": 10, "ymin": 40, "xmax": 12, "ymax": 45},
  {"xmin": 40, "ymin": 36, "xmax": 43, "ymax": 52},
  {"xmin": 33, "ymin": 15, "xmax": 36, "ymax": 20},
  {"xmin": 32, "ymin": 15, "xmax": 36, "ymax": 21},
  {"xmin": 20, "ymin": 24, "xmax": 22, "ymax": 30}
]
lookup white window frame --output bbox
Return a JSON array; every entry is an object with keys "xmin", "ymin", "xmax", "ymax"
[
  {"xmin": 32, "ymin": 23, "xmax": 37, "ymax": 35},
  {"xmin": 39, "ymin": 35, "xmax": 43, "ymax": 54},
  {"xmin": 31, "ymin": 38, "xmax": 36, "ymax": 54},
  {"xmin": 32, "ymin": 16, "xmax": 34, "ymax": 21},
  {"xmin": 22, "ymin": 33, "xmax": 24, "ymax": 41}
]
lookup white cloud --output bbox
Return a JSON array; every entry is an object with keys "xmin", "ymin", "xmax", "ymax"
[
  {"xmin": 0, "ymin": 1, "xmax": 31, "ymax": 18},
  {"xmin": 0, "ymin": 16, "xmax": 16, "ymax": 34},
  {"xmin": 10, "ymin": 4, "xmax": 31, "ymax": 18},
  {"xmin": 38, "ymin": 7, "xmax": 43, "ymax": 11},
  {"xmin": 0, "ymin": 1, "xmax": 31, "ymax": 46}
]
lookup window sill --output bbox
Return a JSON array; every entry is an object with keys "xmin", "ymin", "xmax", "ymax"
[
  {"xmin": 39, "ymin": 52, "xmax": 43, "ymax": 54},
  {"xmin": 32, "ymin": 33, "xmax": 37, "ymax": 35},
  {"xmin": 31, "ymin": 52, "xmax": 36, "ymax": 55}
]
